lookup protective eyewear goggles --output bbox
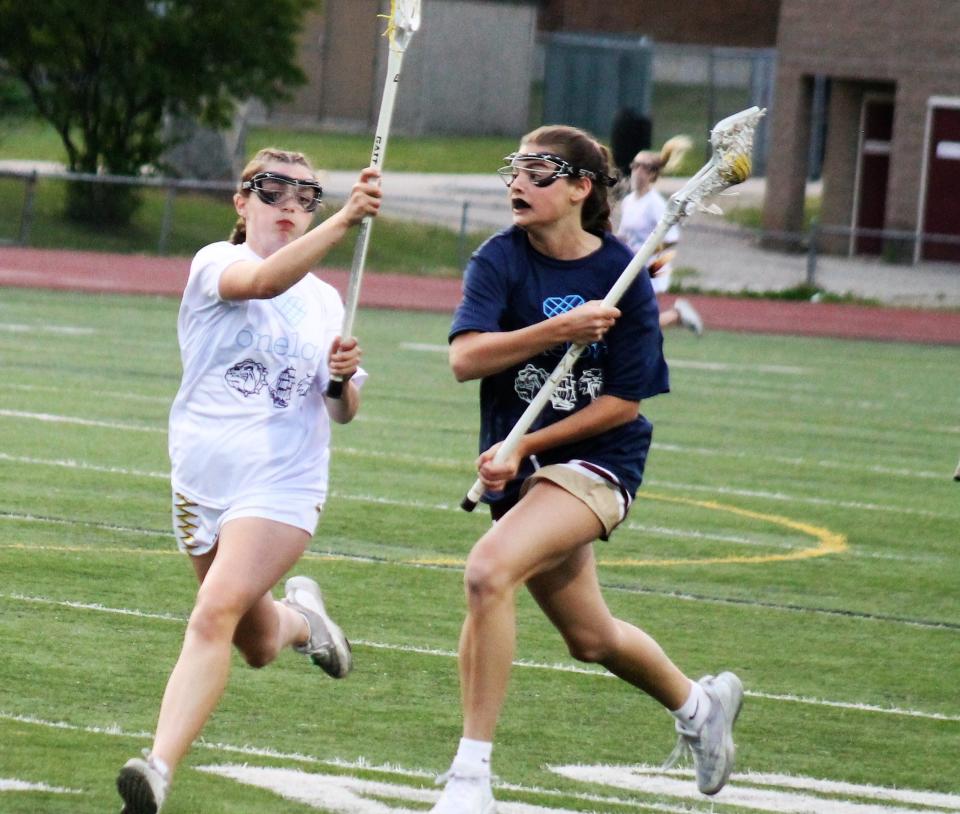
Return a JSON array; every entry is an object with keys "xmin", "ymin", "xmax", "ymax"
[
  {"xmin": 242, "ymin": 172, "xmax": 323, "ymax": 212},
  {"xmin": 497, "ymin": 152, "xmax": 616, "ymax": 189}
]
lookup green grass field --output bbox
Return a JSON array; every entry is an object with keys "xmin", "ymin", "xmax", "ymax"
[
  {"xmin": 0, "ymin": 287, "xmax": 958, "ymax": 814},
  {"xmin": 0, "ymin": 81, "xmax": 723, "ymax": 175}
]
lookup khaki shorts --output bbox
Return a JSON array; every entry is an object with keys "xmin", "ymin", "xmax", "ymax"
[
  {"xmin": 172, "ymin": 491, "xmax": 323, "ymax": 556},
  {"xmin": 520, "ymin": 460, "xmax": 629, "ymax": 538}
]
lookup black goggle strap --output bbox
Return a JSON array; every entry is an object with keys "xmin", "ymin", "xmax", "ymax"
[
  {"xmin": 242, "ymin": 172, "xmax": 323, "ymax": 202},
  {"xmin": 501, "ymin": 152, "xmax": 617, "ymax": 187}
]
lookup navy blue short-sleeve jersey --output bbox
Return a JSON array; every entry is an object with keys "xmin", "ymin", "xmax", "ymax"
[{"xmin": 450, "ymin": 226, "xmax": 670, "ymax": 507}]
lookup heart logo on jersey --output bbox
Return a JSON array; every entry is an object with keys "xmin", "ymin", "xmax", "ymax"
[
  {"xmin": 274, "ymin": 294, "xmax": 307, "ymax": 326},
  {"xmin": 542, "ymin": 294, "xmax": 585, "ymax": 318}
]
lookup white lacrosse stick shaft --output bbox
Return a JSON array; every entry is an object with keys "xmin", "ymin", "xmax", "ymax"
[
  {"xmin": 461, "ymin": 106, "xmax": 765, "ymax": 510},
  {"xmin": 327, "ymin": 4, "xmax": 420, "ymax": 398}
]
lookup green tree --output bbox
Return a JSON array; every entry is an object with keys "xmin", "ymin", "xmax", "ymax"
[{"xmin": 0, "ymin": 0, "xmax": 314, "ymax": 225}]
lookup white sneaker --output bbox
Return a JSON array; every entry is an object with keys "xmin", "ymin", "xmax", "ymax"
[
  {"xmin": 117, "ymin": 750, "xmax": 169, "ymax": 814},
  {"xmin": 431, "ymin": 762, "xmax": 496, "ymax": 813},
  {"xmin": 282, "ymin": 576, "xmax": 352, "ymax": 678},
  {"xmin": 663, "ymin": 671, "xmax": 743, "ymax": 795},
  {"xmin": 674, "ymin": 298, "xmax": 704, "ymax": 336}
]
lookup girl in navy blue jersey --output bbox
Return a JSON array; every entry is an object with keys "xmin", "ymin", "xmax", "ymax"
[{"xmin": 430, "ymin": 125, "xmax": 742, "ymax": 814}]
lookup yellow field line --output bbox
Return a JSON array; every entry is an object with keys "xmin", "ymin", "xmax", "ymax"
[
  {"xmin": 0, "ymin": 491, "xmax": 847, "ymax": 569},
  {"xmin": 414, "ymin": 491, "xmax": 847, "ymax": 568}
]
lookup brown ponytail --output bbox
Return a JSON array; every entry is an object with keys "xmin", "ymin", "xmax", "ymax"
[{"xmin": 631, "ymin": 135, "xmax": 693, "ymax": 182}]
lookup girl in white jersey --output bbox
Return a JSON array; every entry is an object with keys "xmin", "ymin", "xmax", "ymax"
[
  {"xmin": 617, "ymin": 135, "xmax": 704, "ymax": 336},
  {"xmin": 116, "ymin": 148, "xmax": 381, "ymax": 814}
]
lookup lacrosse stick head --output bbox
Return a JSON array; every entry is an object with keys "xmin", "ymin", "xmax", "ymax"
[
  {"xmin": 384, "ymin": 0, "xmax": 422, "ymax": 51},
  {"xmin": 672, "ymin": 106, "xmax": 765, "ymax": 215},
  {"xmin": 711, "ymin": 106, "xmax": 765, "ymax": 185}
]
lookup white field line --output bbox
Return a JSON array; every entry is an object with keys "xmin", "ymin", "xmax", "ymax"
[
  {"xmin": 666, "ymin": 360, "xmax": 809, "ymax": 375},
  {"xmin": 551, "ymin": 764, "xmax": 960, "ymax": 814},
  {"xmin": 2, "ymin": 716, "xmax": 960, "ymax": 814},
  {"xmin": 3, "ymin": 591, "xmax": 958, "ymax": 724},
  {"xmin": 652, "ymin": 442, "xmax": 952, "ymax": 481},
  {"xmin": 0, "ymin": 778, "xmax": 81, "ymax": 794},
  {"xmin": 0, "ymin": 321, "xmax": 95, "ymax": 335},
  {"xmin": 357, "ymin": 409, "xmax": 955, "ymax": 458},
  {"xmin": 200, "ymin": 763, "xmax": 698, "ymax": 814},
  {"xmin": 0, "ymin": 493, "xmax": 915, "ymax": 568},
  {"xmin": 0, "ymin": 452, "xmax": 952, "ymax": 563},
  {"xmin": 400, "ymin": 342, "xmax": 960, "ymax": 433},
  {"xmin": 602, "ymin": 581, "xmax": 960, "ymax": 631},
  {"xmin": 0, "ymin": 712, "xmax": 692, "ymax": 814},
  {"xmin": 648, "ymin": 478, "xmax": 955, "ymax": 520},
  {"xmin": 0, "ymin": 710, "xmax": 406, "ymax": 771},
  {"xmin": 0, "ymin": 406, "xmax": 949, "ymax": 484},
  {"xmin": 0, "ymin": 334, "xmax": 173, "ymax": 353},
  {"xmin": 337, "ymin": 446, "xmax": 469, "ymax": 471},
  {"xmin": 399, "ymin": 341, "xmax": 954, "ymax": 421},
  {"xmin": 729, "ymin": 767, "xmax": 960, "ymax": 810},
  {"xmin": 0, "ymin": 451, "xmax": 168, "ymax": 479},
  {"xmin": 0, "ymin": 409, "xmax": 164, "ymax": 433},
  {"xmin": 3, "ymin": 519, "xmax": 954, "ymax": 631},
  {"xmin": 400, "ymin": 343, "xmax": 812, "ymax": 376},
  {"xmin": 676, "ymin": 378, "xmax": 944, "ymax": 412},
  {"xmin": 622, "ymin": 522, "xmax": 798, "ymax": 551},
  {"xmin": 345, "ymin": 441, "xmax": 952, "ymax": 485},
  {"xmin": 0, "ymin": 437, "xmax": 954, "ymax": 523},
  {"xmin": 0, "ymin": 511, "xmax": 169, "ymax": 538},
  {"xmin": 7, "ymin": 382, "xmax": 172, "ymax": 404},
  {"xmin": 0, "ymin": 710, "xmax": 960, "ymax": 814}
]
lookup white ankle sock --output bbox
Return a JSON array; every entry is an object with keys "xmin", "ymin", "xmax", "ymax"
[
  {"xmin": 148, "ymin": 753, "xmax": 171, "ymax": 782},
  {"xmin": 670, "ymin": 680, "xmax": 712, "ymax": 732},
  {"xmin": 454, "ymin": 737, "xmax": 492, "ymax": 774}
]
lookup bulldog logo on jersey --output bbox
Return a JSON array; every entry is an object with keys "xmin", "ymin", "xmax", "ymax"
[
  {"xmin": 225, "ymin": 359, "xmax": 309, "ymax": 408},
  {"xmin": 514, "ymin": 364, "xmax": 547, "ymax": 403},
  {"xmin": 225, "ymin": 359, "xmax": 268, "ymax": 397}
]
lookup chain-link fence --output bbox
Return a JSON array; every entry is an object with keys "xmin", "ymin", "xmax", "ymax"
[
  {"xmin": 2, "ymin": 166, "xmax": 958, "ymax": 303},
  {"xmin": 0, "ymin": 167, "xmax": 495, "ymax": 272},
  {"xmin": 533, "ymin": 38, "xmax": 776, "ymax": 176}
]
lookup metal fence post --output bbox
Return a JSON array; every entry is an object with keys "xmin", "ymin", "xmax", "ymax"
[
  {"xmin": 806, "ymin": 219, "xmax": 819, "ymax": 288},
  {"xmin": 706, "ymin": 49, "xmax": 717, "ymax": 159},
  {"xmin": 18, "ymin": 171, "xmax": 38, "ymax": 246},
  {"xmin": 457, "ymin": 200, "xmax": 470, "ymax": 270},
  {"xmin": 158, "ymin": 185, "xmax": 178, "ymax": 255}
]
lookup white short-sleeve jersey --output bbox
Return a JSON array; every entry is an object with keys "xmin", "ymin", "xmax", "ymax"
[
  {"xmin": 617, "ymin": 189, "xmax": 681, "ymax": 294},
  {"xmin": 168, "ymin": 241, "xmax": 366, "ymax": 508}
]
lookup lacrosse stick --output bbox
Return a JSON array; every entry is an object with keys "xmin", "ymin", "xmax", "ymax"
[
  {"xmin": 460, "ymin": 106, "xmax": 766, "ymax": 511},
  {"xmin": 326, "ymin": 0, "xmax": 422, "ymax": 398}
]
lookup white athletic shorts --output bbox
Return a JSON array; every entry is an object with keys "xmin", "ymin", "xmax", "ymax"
[{"xmin": 171, "ymin": 491, "xmax": 324, "ymax": 556}]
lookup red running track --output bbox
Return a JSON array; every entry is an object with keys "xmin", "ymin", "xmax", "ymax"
[{"xmin": 1, "ymin": 246, "xmax": 958, "ymax": 345}]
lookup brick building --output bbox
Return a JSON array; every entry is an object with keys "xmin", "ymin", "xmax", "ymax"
[
  {"xmin": 279, "ymin": 0, "xmax": 780, "ymax": 134},
  {"xmin": 277, "ymin": 0, "xmax": 539, "ymax": 136},
  {"xmin": 763, "ymin": 0, "xmax": 960, "ymax": 261},
  {"xmin": 277, "ymin": 1, "xmax": 958, "ymax": 263},
  {"xmin": 537, "ymin": 0, "xmax": 779, "ymax": 48}
]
